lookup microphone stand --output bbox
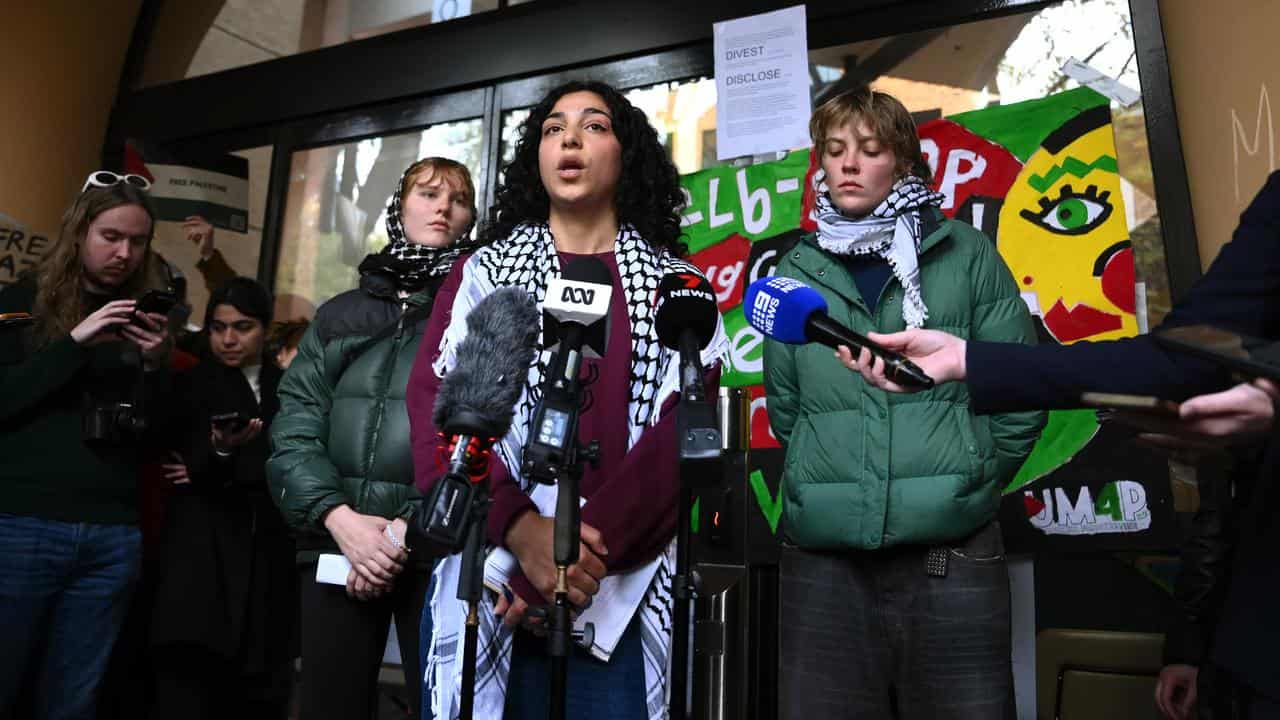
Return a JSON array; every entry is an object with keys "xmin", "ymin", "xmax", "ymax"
[
  {"xmin": 522, "ymin": 322, "xmax": 600, "ymax": 720},
  {"xmin": 451, "ymin": 435, "xmax": 492, "ymax": 720},
  {"xmin": 670, "ymin": 331, "xmax": 722, "ymax": 720},
  {"xmin": 413, "ymin": 418, "xmax": 498, "ymax": 720}
]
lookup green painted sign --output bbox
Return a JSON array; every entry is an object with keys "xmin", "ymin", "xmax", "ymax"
[{"xmin": 680, "ymin": 149, "xmax": 811, "ymax": 254}]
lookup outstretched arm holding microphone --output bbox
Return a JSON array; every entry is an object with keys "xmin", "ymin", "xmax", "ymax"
[
  {"xmin": 841, "ymin": 328, "xmax": 1278, "ymax": 442},
  {"xmin": 841, "ymin": 170, "xmax": 1280, "ymax": 717}
]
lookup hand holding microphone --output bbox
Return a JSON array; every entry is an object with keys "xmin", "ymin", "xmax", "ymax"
[
  {"xmin": 840, "ymin": 328, "xmax": 968, "ymax": 392},
  {"xmin": 744, "ymin": 276, "xmax": 935, "ymax": 391}
]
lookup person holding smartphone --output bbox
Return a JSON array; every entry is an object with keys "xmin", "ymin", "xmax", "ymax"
[
  {"xmin": 147, "ymin": 277, "xmax": 295, "ymax": 718},
  {"xmin": 0, "ymin": 173, "xmax": 171, "ymax": 719}
]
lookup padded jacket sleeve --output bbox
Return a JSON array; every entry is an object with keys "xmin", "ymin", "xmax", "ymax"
[{"xmin": 965, "ymin": 227, "xmax": 1047, "ymax": 480}]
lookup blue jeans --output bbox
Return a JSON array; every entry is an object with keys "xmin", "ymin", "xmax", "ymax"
[
  {"xmin": 0, "ymin": 513, "xmax": 141, "ymax": 720},
  {"xmin": 503, "ymin": 614, "xmax": 648, "ymax": 720}
]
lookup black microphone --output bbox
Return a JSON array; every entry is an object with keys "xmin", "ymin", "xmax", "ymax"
[
  {"xmin": 655, "ymin": 270, "xmax": 719, "ymax": 403},
  {"xmin": 414, "ymin": 286, "xmax": 539, "ymax": 553}
]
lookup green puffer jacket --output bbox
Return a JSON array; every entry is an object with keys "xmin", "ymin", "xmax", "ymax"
[
  {"xmin": 268, "ymin": 265, "xmax": 439, "ymax": 556},
  {"xmin": 763, "ymin": 209, "xmax": 1045, "ymax": 550}
]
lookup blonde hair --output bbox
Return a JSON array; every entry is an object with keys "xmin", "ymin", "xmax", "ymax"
[
  {"xmin": 32, "ymin": 183, "xmax": 157, "ymax": 347},
  {"xmin": 809, "ymin": 87, "xmax": 931, "ymax": 182}
]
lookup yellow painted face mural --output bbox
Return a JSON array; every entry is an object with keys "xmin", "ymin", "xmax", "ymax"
[{"xmin": 999, "ymin": 105, "xmax": 1137, "ymax": 344}]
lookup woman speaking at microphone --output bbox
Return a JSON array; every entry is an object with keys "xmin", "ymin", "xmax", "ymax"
[
  {"xmin": 407, "ymin": 81, "xmax": 726, "ymax": 720},
  {"xmin": 761, "ymin": 87, "xmax": 1044, "ymax": 719},
  {"xmin": 268, "ymin": 157, "xmax": 478, "ymax": 720}
]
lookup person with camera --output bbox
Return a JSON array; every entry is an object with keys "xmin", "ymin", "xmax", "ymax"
[
  {"xmin": 268, "ymin": 157, "xmax": 479, "ymax": 720},
  {"xmin": 148, "ymin": 277, "xmax": 296, "ymax": 719},
  {"xmin": 0, "ymin": 174, "xmax": 171, "ymax": 720}
]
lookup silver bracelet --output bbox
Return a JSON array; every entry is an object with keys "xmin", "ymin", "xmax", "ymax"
[{"xmin": 384, "ymin": 523, "xmax": 408, "ymax": 552}]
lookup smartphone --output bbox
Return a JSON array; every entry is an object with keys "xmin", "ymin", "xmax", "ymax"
[
  {"xmin": 1080, "ymin": 392, "xmax": 1181, "ymax": 417},
  {"xmin": 1155, "ymin": 325, "xmax": 1280, "ymax": 382},
  {"xmin": 210, "ymin": 411, "xmax": 250, "ymax": 433},
  {"xmin": 132, "ymin": 290, "xmax": 179, "ymax": 326},
  {"xmin": 0, "ymin": 312, "xmax": 35, "ymax": 330}
]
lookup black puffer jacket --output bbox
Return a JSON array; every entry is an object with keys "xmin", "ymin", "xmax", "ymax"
[{"xmin": 267, "ymin": 260, "xmax": 442, "ymax": 558}]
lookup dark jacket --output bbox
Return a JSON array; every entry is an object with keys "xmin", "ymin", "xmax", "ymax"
[
  {"xmin": 267, "ymin": 261, "xmax": 443, "ymax": 559},
  {"xmin": 150, "ymin": 359, "xmax": 296, "ymax": 670},
  {"xmin": 0, "ymin": 276, "xmax": 167, "ymax": 525},
  {"xmin": 964, "ymin": 171, "xmax": 1280, "ymax": 693},
  {"xmin": 764, "ymin": 212, "xmax": 1044, "ymax": 549},
  {"xmin": 1163, "ymin": 453, "xmax": 1236, "ymax": 669}
]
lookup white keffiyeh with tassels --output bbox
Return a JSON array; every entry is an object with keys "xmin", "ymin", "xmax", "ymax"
[
  {"xmin": 426, "ymin": 222, "xmax": 728, "ymax": 720},
  {"xmin": 809, "ymin": 172, "xmax": 945, "ymax": 328}
]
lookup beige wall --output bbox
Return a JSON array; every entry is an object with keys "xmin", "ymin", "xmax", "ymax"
[
  {"xmin": 1161, "ymin": 0, "xmax": 1278, "ymax": 268},
  {"xmin": 0, "ymin": 2, "xmax": 142, "ymax": 285},
  {"xmin": 135, "ymin": 0, "xmax": 224, "ymax": 88}
]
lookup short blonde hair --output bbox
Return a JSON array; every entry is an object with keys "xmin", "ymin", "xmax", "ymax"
[{"xmin": 809, "ymin": 87, "xmax": 931, "ymax": 182}]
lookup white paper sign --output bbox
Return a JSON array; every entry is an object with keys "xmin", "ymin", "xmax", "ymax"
[
  {"xmin": 714, "ymin": 5, "xmax": 812, "ymax": 160},
  {"xmin": 145, "ymin": 160, "xmax": 250, "ymax": 233}
]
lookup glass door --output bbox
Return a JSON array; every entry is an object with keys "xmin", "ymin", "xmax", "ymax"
[{"xmin": 266, "ymin": 88, "xmax": 488, "ymax": 321}]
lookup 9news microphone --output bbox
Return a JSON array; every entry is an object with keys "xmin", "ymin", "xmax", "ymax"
[
  {"xmin": 654, "ymin": 271, "xmax": 719, "ymax": 403},
  {"xmin": 413, "ymin": 286, "xmax": 540, "ymax": 553},
  {"xmin": 744, "ymin": 276, "xmax": 934, "ymax": 390}
]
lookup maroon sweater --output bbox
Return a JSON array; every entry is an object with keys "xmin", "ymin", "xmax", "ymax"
[{"xmin": 408, "ymin": 252, "xmax": 701, "ymax": 606}]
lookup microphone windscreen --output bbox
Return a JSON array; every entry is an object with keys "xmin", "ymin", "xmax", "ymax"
[
  {"xmin": 433, "ymin": 286, "xmax": 539, "ymax": 436},
  {"xmin": 560, "ymin": 256, "xmax": 612, "ymax": 286},
  {"xmin": 743, "ymin": 276, "xmax": 828, "ymax": 344},
  {"xmin": 655, "ymin": 271, "xmax": 718, "ymax": 350}
]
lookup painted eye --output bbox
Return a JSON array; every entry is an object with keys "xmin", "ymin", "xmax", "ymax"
[{"xmin": 1019, "ymin": 184, "xmax": 1114, "ymax": 236}]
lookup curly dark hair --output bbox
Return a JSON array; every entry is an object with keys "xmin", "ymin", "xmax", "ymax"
[{"xmin": 480, "ymin": 80, "xmax": 687, "ymax": 256}]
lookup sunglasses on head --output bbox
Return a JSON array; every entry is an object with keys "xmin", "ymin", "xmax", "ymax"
[{"xmin": 81, "ymin": 171, "xmax": 151, "ymax": 194}]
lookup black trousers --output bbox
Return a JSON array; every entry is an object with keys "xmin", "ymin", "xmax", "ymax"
[
  {"xmin": 296, "ymin": 561, "xmax": 430, "ymax": 720},
  {"xmin": 150, "ymin": 644, "xmax": 292, "ymax": 720},
  {"xmin": 778, "ymin": 522, "xmax": 1014, "ymax": 720}
]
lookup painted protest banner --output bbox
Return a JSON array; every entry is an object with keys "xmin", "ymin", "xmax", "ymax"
[{"xmin": 681, "ymin": 87, "xmax": 1173, "ymax": 549}]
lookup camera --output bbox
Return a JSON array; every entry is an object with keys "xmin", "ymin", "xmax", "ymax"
[{"xmin": 83, "ymin": 400, "xmax": 147, "ymax": 446}]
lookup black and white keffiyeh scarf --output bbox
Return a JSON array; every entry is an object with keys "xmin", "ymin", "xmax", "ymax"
[
  {"xmin": 426, "ymin": 222, "xmax": 728, "ymax": 720},
  {"xmin": 809, "ymin": 173, "xmax": 944, "ymax": 328},
  {"xmin": 367, "ymin": 167, "xmax": 477, "ymax": 292}
]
